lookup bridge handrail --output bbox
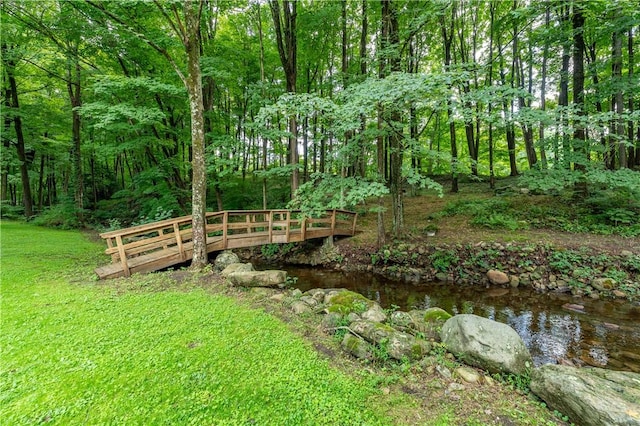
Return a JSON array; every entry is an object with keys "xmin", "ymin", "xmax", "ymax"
[{"xmin": 97, "ymin": 209, "xmax": 357, "ymax": 278}]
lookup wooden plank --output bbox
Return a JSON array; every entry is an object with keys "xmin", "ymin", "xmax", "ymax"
[
  {"xmin": 174, "ymin": 222, "xmax": 185, "ymax": 260},
  {"xmin": 99, "ymin": 215, "xmax": 192, "ymax": 239},
  {"xmin": 115, "ymin": 235, "xmax": 130, "ymax": 277},
  {"xmin": 222, "ymin": 211, "xmax": 228, "ymax": 249}
]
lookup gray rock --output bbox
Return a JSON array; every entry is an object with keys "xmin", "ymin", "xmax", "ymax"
[
  {"xmin": 220, "ymin": 262, "xmax": 254, "ymax": 277},
  {"xmin": 350, "ymin": 320, "xmax": 430, "ymax": 361},
  {"xmin": 299, "ymin": 295, "xmax": 319, "ymax": 307},
  {"xmin": 389, "ymin": 311, "xmax": 413, "ymax": 328},
  {"xmin": 227, "ymin": 270, "xmax": 287, "ymax": 287},
  {"xmin": 346, "ymin": 312, "xmax": 361, "ymax": 323},
  {"xmin": 436, "ymin": 364, "xmax": 452, "ymax": 379},
  {"xmin": 270, "ymin": 293, "xmax": 285, "ymax": 302},
  {"xmin": 446, "ymin": 382, "xmax": 466, "ymax": 392},
  {"xmin": 304, "ymin": 288, "xmax": 327, "ymax": 303},
  {"xmin": 440, "ymin": 314, "xmax": 532, "ymax": 375},
  {"xmin": 405, "ymin": 309, "xmax": 441, "ymax": 341},
  {"xmin": 214, "ymin": 250, "xmax": 240, "ymax": 271},
  {"xmin": 530, "ymin": 364, "xmax": 640, "ymax": 426},
  {"xmin": 291, "ymin": 300, "xmax": 312, "ymax": 314},
  {"xmin": 341, "ymin": 333, "xmax": 373, "ymax": 360},
  {"xmin": 361, "ymin": 303, "xmax": 387, "ymax": 322},
  {"xmin": 321, "ymin": 312, "xmax": 343, "ymax": 330}
]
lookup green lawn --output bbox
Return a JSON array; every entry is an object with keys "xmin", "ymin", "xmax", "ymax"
[{"xmin": 0, "ymin": 221, "xmax": 398, "ymax": 425}]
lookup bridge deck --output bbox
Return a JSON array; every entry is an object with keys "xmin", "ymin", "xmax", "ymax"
[{"xmin": 95, "ymin": 209, "xmax": 357, "ymax": 279}]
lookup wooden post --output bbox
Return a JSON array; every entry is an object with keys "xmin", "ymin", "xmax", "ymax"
[
  {"xmin": 246, "ymin": 213, "xmax": 251, "ymax": 234},
  {"xmin": 351, "ymin": 212, "xmax": 358, "ymax": 236},
  {"xmin": 330, "ymin": 209, "xmax": 337, "ymax": 234},
  {"xmin": 115, "ymin": 235, "xmax": 130, "ymax": 277},
  {"xmin": 158, "ymin": 228, "xmax": 167, "ymax": 250},
  {"xmin": 268, "ymin": 210, "xmax": 274, "ymax": 243},
  {"xmin": 222, "ymin": 211, "xmax": 229, "ymax": 248},
  {"xmin": 174, "ymin": 222, "xmax": 185, "ymax": 260},
  {"xmin": 285, "ymin": 211, "xmax": 291, "ymax": 242},
  {"xmin": 301, "ymin": 217, "xmax": 306, "ymax": 241},
  {"xmin": 106, "ymin": 237, "xmax": 118, "ymax": 262}
]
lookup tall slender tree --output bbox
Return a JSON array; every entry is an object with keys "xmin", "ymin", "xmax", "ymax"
[{"xmin": 269, "ymin": 0, "xmax": 298, "ymax": 198}]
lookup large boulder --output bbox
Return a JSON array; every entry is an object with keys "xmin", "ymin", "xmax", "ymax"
[
  {"xmin": 350, "ymin": 320, "xmax": 430, "ymax": 361},
  {"xmin": 530, "ymin": 364, "xmax": 640, "ymax": 426},
  {"xmin": 214, "ymin": 250, "xmax": 240, "ymax": 271},
  {"xmin": 325, "ymin": 290, "xmax": 374, "ymax": 315},
  {"xmin": 227, "ymin": 270, "xmax": 287, "ymax": 287},
  {"xmin": 440, "ymin": 314, "xmax": 532, "ymax": 375}
]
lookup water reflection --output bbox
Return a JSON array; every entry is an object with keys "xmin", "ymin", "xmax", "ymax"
[{"xmin": 277, "ymin": 266, "xmax": 640, "ymax": 372}]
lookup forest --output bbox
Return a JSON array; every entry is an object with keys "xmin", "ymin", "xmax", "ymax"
[{"xmin": 2, "ymin": 0, "xmax": 640, "ymax": 246}]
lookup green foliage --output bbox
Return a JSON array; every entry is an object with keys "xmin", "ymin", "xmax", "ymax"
[
  {"xmin": 518, "ymin": 168, "xmax": 640, "ymax": 236},
  {"xmin": 548, "ymin": 250, "xmax": 583, "ymax": 274},
  {"xmin": 131, "ymin": 206, "xmax": 174, "ymax": 226},
  {"xmin": 429, "ymin": 250, "xmax": 459, "ymax": 273},
  {"xmin": 492, "ymin": 371, "xmax": 532, "ymax": 395},
  {"xmin": 261, "ymin": 243, "xmax": 280, "ymax": 259},
  {"xmin": 470, "ymin": 212, "xmax": 523, "ymax": 231},
  {"xmin": 31, "ymin": 199, "xmax": 83, "ymax": 229},
  {"xmin": 0, "ymin": 204, "xmax": 24, "ymax": 220},
  {"xmin": 288, "ymin": 173, "xmax": 389, "ymax": 217},
  {"xmin": 260, "ymin": 242, "xmax": 296, "ymax": 260}
]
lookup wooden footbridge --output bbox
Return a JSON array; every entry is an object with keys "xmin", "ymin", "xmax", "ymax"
[{"xmin": 95, "ymin": 209, "xmax": 357, "ymax": 279}]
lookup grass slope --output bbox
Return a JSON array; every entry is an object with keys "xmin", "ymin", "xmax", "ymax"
[{"xmin": 0, "ymin": 221, "xmax": 395, "ymax": 425}]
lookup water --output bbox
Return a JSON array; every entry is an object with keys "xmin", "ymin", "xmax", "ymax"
[{"xmin": 278, "ymin": 265, "xmax": 640, "ymax": 372}]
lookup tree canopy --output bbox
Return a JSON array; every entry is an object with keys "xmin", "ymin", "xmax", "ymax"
[{"xmin": 2, "ymin": 0, "xmax": 639, "ymax": 241}]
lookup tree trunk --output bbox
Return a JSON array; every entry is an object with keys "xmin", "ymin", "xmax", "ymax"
[
  {"xmin": 3, "ymin": 43, "xmax": 33, "ymax": 218},
  {"xmin": 441, "ymin": 4, "xmax": 458, "ymax": 193},
  {"xmin": 572, "ymin": 2, "xmax": 586, "ymax": 172},
  {"xmin": 184, "ymin": 0, "xmax": 208, "ymax": 269},
  {"xmin": 269, "ymin": 0, "xmax": 298, "ymax": 198},
  {"xmin": 358, "ymin": 0, "xmax": 368, "ymax": 178},
  {"xmin": 487, "ymin": 2, "xmax": 496, "ymax": 188},
  {"xmin": 628, "ymin": 28, "xmax": 637, "ymax": 167},
  {"xmin": 538, "ymin": 5, "xmax": 550, "ymax": 169},
  {"xmin": 612, "ymin": 17, "xmax": 627, "ymax": 168},
  {"xmin": 558, "ymin": 5, "xmax": 571, "ymax": 168},
  {"xmin": 381, "ymin": 0, "xmax": 403, "ymax": 234},
  {"xmin": 66, "ymin": 45, "xmax": 83, "ymax": 221}
]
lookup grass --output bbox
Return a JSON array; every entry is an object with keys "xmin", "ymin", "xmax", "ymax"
[{"xmin": 0, "ymin": 221, "xmax": 399, "ymax": 425}]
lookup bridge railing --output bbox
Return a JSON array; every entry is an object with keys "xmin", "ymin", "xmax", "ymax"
[{"xmin": 96, "ymin": 209, "xmax": 357, "ymax": 279}]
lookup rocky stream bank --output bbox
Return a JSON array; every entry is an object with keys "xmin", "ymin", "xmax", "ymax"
[
  {"xmin": 214, "ymin": 251, "xmax": 640, "ymax": 426},
  {"xmin": 261, "ymin": 238, "xmax": 640, "ymax": 304}
]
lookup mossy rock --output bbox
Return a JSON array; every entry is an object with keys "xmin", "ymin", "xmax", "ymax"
[
  {"xmin": 326, "ymin": 290, "xmax": 374, "ymax": 315},
  {"xmin": 423, "ymin": 307, "xmax": 452, "ymax": 323}
]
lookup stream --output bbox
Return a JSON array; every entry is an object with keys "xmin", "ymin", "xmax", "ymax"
[{"xmin": 271, "ymin": 265, "xmax": 640, "ymax": 372}]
